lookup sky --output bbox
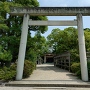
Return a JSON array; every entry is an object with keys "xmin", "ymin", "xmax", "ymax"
[{"xmin": 31, "ymin": 0, "xmax": 90, "ymax": 37}]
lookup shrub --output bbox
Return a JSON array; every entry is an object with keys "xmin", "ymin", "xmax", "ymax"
[
  {"xmin": 71, "ymin": 62, "xmax": 81, "ymax": 78},
  {"xmin": 87, "ymin": 61, "xmax": 90, "ymax": 69},
  {"xmin": 0, "ymin": 60, "xmax": 35, "ymax": 81},
  {"xmin": 0, "ymin": 66, "xmax": 16, "ymax": 81},
  {"xmin": 76, "ymin": 70, "xmax": 81, "ymax": 79},
  {"xmin": 71, "ymin": 62, "xmax": 80, "ymax": 73},
  {"xmin": 0, "ymin": 69, "xmax": 5, "ymax": 80},
  {"xmin": 10, "ymin": 63, "xmax": 17, "ymax": 70},
  {"xmin": 23, "ymin": 60, "xmax": 35, "ymax": 78},
  {"xmin": 87, "ymin": 61, "xmax": 90, "ymax": 80},
  {"xmin": 71, "ymin": 62, "xmax": 90, "ymax": 79},
  {"xmin": 3, "ymin": 70, "xmax": 16, "ymax": 81},
  {"xmin": 9, "ymin": 60, "xmax": 35, "ymax": 79}
]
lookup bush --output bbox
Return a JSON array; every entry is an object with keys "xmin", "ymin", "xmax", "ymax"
[
  {"xmin": 23, "ymin": 60, "xmax": 35, "ymax": 78},
  {"xmin": 71, "ymin": 62, "xmax": 80, "ymax": 73},
  {"xmin": 87, "ymin": 61, "xmax": 90, "ymax": 80},
  {"xmin": 10, "ymin": 60, "xmax": 35, "ymax": 78},
  {"xmin": 71, "ymin": 62, "xmax": 90, "ymax": 79},
  {"xmin": 9, "ymin": 60, "xmax": 35, "ymax": 79},
  {"xmin": 0, "ymin": 66, "xmax": 16, "ymax": 81},
  {"xmin": 71, "ymin": 62, "xmax": 81, "ymax": 78},
  {"xmin": 0, "ymin": 69, "xmax": 5, "ymax": 80},
  {"xmin": 87, "ymin": 61, "xmax": 90, "ymax": 69},
  {"xmin": 0, "ymin": 60, "xmax": 35, "ymax": 81},
  {"xmin": 10, "ymin": 63, "xmax": 17, "ymax": 70},
  {"xmin": 76, "ymin": 70, "xmax": 81, "ymax": 79}
]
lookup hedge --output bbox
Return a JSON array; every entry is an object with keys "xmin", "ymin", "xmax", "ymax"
[{"xmin": 0, "ymin": 60, "xmax": 35, "ymax": 81}]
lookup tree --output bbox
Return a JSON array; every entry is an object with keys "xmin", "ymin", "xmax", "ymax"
[
  {"xmin": 26, "ymin": 31, "xmax": 48, "ymax": 62},
  {"xmin": 0, "ymin": 45, "xmax": 12, "ymax": 67},
  {"xmin": 47, "ymin": 28, "xmax": 61, "ymax": 53},
  {"xmin": 0, "ymin": 0, "xmax": 48, "ymax": 63},
  {"xmin": 84, "ymin": 28, "xmax": 90, "ymax": 52},
  {"xmin": 47, "ymin": 27, "xmax": 90, "ymax": 62},
  {"xmin": 47, "ymin": 27, "xmax": 78, "ymax": 54},
  {"xmin": 47, "ymin": 27, "xmax": 79, "ymax": 62},
  {"xmin": 0, "ymin": 2, "xmax": 12, "ymax": 66}
]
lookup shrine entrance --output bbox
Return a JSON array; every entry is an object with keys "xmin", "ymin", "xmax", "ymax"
[
  {"xmin": 10, "ymin": 7, "xmax": 90, "ymax": 81},
  {"xmin": 44, "ymin": 53, "xmax": 55, "ymax": 63}
]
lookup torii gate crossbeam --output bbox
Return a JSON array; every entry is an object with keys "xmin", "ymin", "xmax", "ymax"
[
  {"xmin": 28, "ymin": 20, "xmax": 77, "ymax": 26},
  {"xmin": 10, "ymin": 7, "xmax": 89, "ymax": 81}
]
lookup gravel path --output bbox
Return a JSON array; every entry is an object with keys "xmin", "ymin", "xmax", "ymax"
[{"xmin": 24, "ymin": 63, "xmax": 80, "ymax": 81}]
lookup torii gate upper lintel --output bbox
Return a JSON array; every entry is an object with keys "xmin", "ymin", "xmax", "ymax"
[
  {"xmin": 10, "ymin": 7, "xmax": 90, "ymax": 16},
  {"xmin": 10, "ymin": 7, "xmax": 89, "ymax": 81}
]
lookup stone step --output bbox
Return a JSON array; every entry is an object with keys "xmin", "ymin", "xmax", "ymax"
[
  {"xmin": 1, "ymin": 87, "xmax": 90, "ymax": 90},
  {"xmin": 5, "ymin": 83, "xmax": 90, "ymax": 88}
]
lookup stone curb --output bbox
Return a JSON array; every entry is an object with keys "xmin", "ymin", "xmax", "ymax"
[{"xmin": 5, "ymin": 83, "xmax": 90, "ymax": 88}]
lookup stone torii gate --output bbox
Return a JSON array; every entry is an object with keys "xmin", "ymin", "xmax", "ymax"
[{"xmin": 10, "ymin": 7, "xmax": 90, "ymax": 81}]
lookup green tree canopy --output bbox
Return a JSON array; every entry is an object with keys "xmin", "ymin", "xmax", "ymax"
[
  {"xmin": 47, "ymin": 27, "xmax": 78, "ymax": 54},
  {"xmin": 0, "ymin": 0, "xmax": 48, "ymax": 64},
  {"xmin": 26, "ymin": 31, "xmax": 48, "ymax": 62},
  {"xmin": 47, "ymin": 27, "xmax": 90, "ymax": 62}
]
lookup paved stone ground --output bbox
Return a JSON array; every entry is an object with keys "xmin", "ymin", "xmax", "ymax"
[
  {"xmin": 1, "ymin": 63, "xmax": 90, "ymax": 90},
  {"xmin": 24, "ymin": 63, "xmax": 80, "ymax": 80},
  {"xmin": 23, "ymin": 63, "xmax": 89, "ymax": 84}
]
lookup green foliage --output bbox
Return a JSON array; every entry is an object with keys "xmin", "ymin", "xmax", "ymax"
[
  {"xmin": 26, "ymin": 49, "xmax": 37, "ymax": 63},
  {"xmin": 71, "ymin": 62, "xmax": 80, "ymax": 73},
  {"xmin": 76, "ymin": 70, "xmax": 81, "ymax": 79},
  {"xmin": 70, "ymin": 49, "xmax": 80, "ymax": 63},
  {"xmin": 47, "ymin": 27, "xmax": 79, "ymax": 57},
  {"xmin": 0, "ymin": 2, "xmax": 9, "ymax": 34},
  {"xmin": 0, "ymin": 45, "xmax": 12, "ymax": 62},
  {"xmin": 13, "ymin": 0, "xmax": 39, "ymax": 7},
  {"xmin": 0, "ymin": 24, "xmax": 9, "ymax": 30},
  {"xmin": 88, "ymin": 62, "xmax": 90, "ymax": 80},
  {"xmin": 71, "ymin": 62, "xmax": 81, "ymax": 78},
  {"xmin": 0, "ymin": 66, "xmax": 16, "ymax": 81},
  {"xmin": 84, "ymin": 30, "xmax": 90, "ymax": 52},
  {"xmin": 26, "ymin": 34, "xmax": 48, "ymax": 62},
  {"xmin": 0, "ymin": 1, "xmax": 10, "ymax": 12},
  {"xmin": 0, "ymin": 60, "xmax": 35, "ymax": 80},
  {"xmin": 10, "ymin": 63, "xmax": 17, "ymax": 70},
  {"xmin": 47, "ymin": 27, "xmax": 90, "ymax": 63},
  {"xmin": 87, "ymin": 61, "xmax": 90, "ymax": 69},
  {"xmin": 0, "ymin": 0, "xmax": 48, "ymax": 63},
  {"xmin": 0, "ymin": 50, "xmax": 12, "ymax": 61},
  {"xmin": 71, "ymin": 62, "xmax": 90, "ymax": 79},
  {"xmin": 23, "ymin": 60, "xmax": 35, "ymax": 78}
]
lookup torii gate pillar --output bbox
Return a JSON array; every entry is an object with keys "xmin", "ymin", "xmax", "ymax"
[
  {"xmin": 77, "ymin": 14, "xmax": 88, "ymax": 81},
  {"xmin": 16, "ymin": 14, "xmax": 29, "ymax": 80}
]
